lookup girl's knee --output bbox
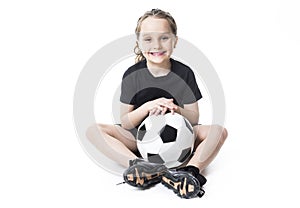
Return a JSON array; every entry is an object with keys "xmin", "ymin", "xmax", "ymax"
[
  {"xmin": 212, "ymin": 124, "xmax": 228, "ymax": 144},
  {"xmin": 218, "ymin": 125, "xmax": 228, "ymax": 144},
  {"xmin": 223, "ymin": 127, "xmax": 228, "ymax": 140}
]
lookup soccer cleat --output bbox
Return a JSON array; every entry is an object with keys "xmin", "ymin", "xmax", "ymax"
[
  {"xmin": 123, "ymin": 158, "xmax": 168, "ymax": 189},
  {"xmin": 161, "ymin": 166, "xmax": 206, "ymax": 199}
]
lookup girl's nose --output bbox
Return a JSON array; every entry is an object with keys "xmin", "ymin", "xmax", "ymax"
[{"xmin": 152, "ymin": 39, "xmax": 162, "ymax": 49}]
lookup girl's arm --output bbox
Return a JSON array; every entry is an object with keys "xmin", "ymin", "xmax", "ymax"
[
  {"xmin": 120, "ymin": 103, "xmax": 148, "ymax": 130},
  {"xmin": 175, "ymin": 102, "xmax": 199, "ymax": 125},
  {"xmin": 120, "ymin": 98, "xmax": 178, "ymax": 129}
]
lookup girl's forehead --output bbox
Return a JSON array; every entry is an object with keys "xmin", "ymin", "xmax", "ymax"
[{"xmin": 140, "ymin": 17, "xmax": 172, "ymax": 33}]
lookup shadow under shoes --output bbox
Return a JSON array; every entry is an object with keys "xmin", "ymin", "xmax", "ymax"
[
  {"xmin": 161, "ymin": 166, "xmax": 207, "ymax": 199},
  {"xmin": 123, "ymin": 158, "xmax": 168, "ymax": 189}
]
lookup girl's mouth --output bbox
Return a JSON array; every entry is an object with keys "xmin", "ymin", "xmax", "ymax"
[{"xmin": 149, "ymin": 51, "xmax": 166, "ymax": 56}]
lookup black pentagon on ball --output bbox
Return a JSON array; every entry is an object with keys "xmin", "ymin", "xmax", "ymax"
[
  {"xmin": 178, "ymin": 147, "xmax": 192, "ymax": 163},
  {"xmin": 159, "ymin": 125, "xmax": 177, "ymax": 143},
  {"xmin": 137, "ymin": 124, "xmax": 146, "ymax": 141},
  {"xmin": 147, "ymin": 153, "xmax": 165, "ymax": 164}
]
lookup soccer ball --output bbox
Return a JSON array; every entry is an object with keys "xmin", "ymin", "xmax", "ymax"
[{"xmin": 136, "ymin": 113, "xmax": 195, "ymax": 168}]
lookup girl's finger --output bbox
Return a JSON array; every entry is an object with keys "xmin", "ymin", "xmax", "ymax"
[
  {"xmin": 170, "ymin": 109, "xmax": 174, "ymax": 114},
  {"xmin": 155, "ymin": 104, "xmax": 164, "ymax": 111},
  {"xmin": 154, "ymin": 108, "xmax": 161, "ymax": 116},
  {"xmin": 160, "ymin": 102, "xmax": 174, "ymax": 110},
  {"xmin": 149, "ymin": 109, "xmax": 155, "ymax": 116},
  {"xmin": 161, "ymin": 106, "xmax": 168, "ymax": 115}
]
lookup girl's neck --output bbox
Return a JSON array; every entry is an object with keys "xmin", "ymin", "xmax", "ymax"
[{"xmin": 146, "ymin": 59, "xmax": 171, "ymax": 77}]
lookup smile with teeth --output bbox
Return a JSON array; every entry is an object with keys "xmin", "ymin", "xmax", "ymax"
[{"xmin": 149, "ymin": 51, "xmax": 166, "ymax": 56}]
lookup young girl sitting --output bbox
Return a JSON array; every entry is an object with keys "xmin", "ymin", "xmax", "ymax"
[{"xmin": 86, "ymin": 8, "xmax": 228, "ymax": 199}]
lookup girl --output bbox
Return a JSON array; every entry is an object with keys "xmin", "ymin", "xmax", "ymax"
[{"xmin": 86, "ymin": 9, "xmax": 228, "ymax": 199}]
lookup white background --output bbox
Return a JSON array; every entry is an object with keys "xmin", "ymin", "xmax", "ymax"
[{"xmin": 1, "ymin": 0, "xmax": 300, "ymax": 207}]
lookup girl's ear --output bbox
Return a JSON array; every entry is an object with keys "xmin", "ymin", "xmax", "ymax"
[
  {"xmin": 134, "ymin": 41, "xmax": 141, "ymax": 54},
  {"xmin": 174, "ymin": 36, "xmax": 178, "ymax": 48}
]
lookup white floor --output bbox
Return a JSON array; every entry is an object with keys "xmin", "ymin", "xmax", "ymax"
[{"xmin": 83, "ymin": 135, "xmax": 298, "ymax": 208}]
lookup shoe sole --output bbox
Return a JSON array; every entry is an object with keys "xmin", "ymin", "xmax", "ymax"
[
  {"xmin": 124, "ymin": 164, "xmax": 167, "ymax": 188},
  {"xmin": 161, "ymin": 170, "xmax": 201, "ymax": 199}
]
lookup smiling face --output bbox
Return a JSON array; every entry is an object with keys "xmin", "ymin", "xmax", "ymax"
[{"xmin": 138, "ymin": 17, "xmax": 178, "ymax": 68}]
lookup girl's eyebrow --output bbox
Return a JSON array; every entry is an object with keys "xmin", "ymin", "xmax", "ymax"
[
  {"xmin": 140, "ymin": 32, "xmax": 172, "ymax": 36},
  {"xmin": 140, "ymin": 33, "xmax": 151, "ymax": 37}
]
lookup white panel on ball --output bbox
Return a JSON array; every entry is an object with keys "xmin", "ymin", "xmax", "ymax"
[{"xmin": 136, "ymin": 113, "xmax": 195, "ymax": 168}]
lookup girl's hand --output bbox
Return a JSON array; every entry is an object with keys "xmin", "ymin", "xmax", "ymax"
[{"xmin": 147, "ymin": 98, "xmax": 178, "ymax": 116}]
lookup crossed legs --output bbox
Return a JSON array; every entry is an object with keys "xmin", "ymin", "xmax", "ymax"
[{"xmin": 86, "ymin": 123, "xmax": 228, "ymax": 170}]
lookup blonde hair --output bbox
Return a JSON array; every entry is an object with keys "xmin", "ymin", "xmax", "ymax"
[{"xmin": 134, "ymin": 9, "xmax": 177, "ymax": 63}]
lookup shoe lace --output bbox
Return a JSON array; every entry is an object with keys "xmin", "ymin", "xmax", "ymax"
[{"xmin": 116, "ymin": 181, "xmax": 126, "ymax": 185}]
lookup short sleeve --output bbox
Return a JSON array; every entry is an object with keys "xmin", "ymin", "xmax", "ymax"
[
  {"xmin": 120, "ymin": 72, "xmax": 136, "ymax": 105},
  {"xmin": 183, "ymin": 70, "xmax": 202, "ymax": 104}
]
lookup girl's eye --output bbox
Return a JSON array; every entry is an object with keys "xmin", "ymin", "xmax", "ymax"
[
  {"xmin": 143, "ymin": 38, "xmax": 151, "ymax": 42},
  {"xmin": 161, "ymin": 36, "xmax": 169, "ymax": 40}
]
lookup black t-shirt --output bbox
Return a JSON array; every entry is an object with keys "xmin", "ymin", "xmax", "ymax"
[{"xmin": 120, "ymin": 58, "xmax": 202, "ymax": 127}]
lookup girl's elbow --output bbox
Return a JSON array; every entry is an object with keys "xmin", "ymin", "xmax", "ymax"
[{"xmin": 120, "ymin": 117, "xmax": 133, "ymax": 130}]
